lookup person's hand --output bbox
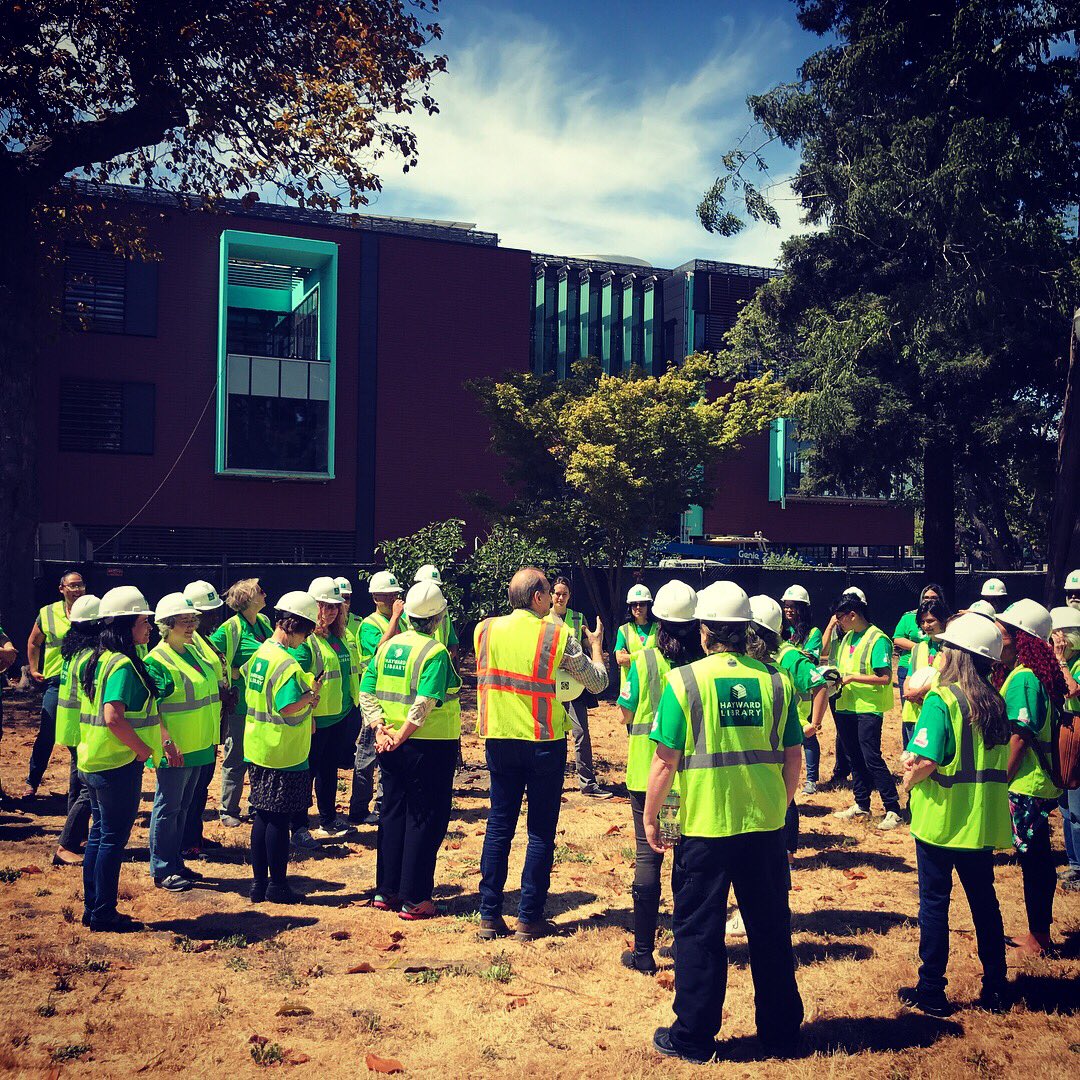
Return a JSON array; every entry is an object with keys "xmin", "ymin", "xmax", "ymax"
[
  {"xmin": 826, "ymin": 615, "xmax": 838, "ymax": 631},
  {"xmin": 840, "ymin": 674, "xmax": 855, "ymax": 687},
  {"xmin": 375, "ymin": 726, "xmax": 396, "ymax": 753},
  {"xmin": 644, "ymin": 816, "xmax": 666, "ymax": 855},
  {"xmin": 29, "ymin": 669, "xmax": 45, "ymax": 684},
  {"xmin": 803, "ymin": 723, "xmax": 817, "ymax": 738},
  {"xmin": 1052, "ymin": 633, "xmax": 1067, "ymax": 663},
  {"xmin": 163, "ymin": 741, "xmax": 184, "ymax": 768},
  {"xmin": 391, "ymin": 598, "xmax": 406, "ymax": 622},
  {"xmin": 583, "ymin": 618, "xmax": 604, "ymax": 650},
  {"xmin": 134, "ymin": 742, "xmax": 152, "ymax": 764}
]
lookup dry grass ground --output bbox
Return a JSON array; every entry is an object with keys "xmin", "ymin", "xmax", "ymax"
[{"xmin": 0, "ymin": 684, "xmax": 1077, "ymax": 1078}]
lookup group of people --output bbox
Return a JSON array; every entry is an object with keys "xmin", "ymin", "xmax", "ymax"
[{"xmin": 2, "ymin": 563, "xmax": 1079, "ymax": 1064}]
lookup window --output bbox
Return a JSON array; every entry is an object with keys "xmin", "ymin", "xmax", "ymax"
[
  {"xmin": 217, "ymin": 230, "xmax": 337, "ymax": 478},
  {"xmin": 59, "ymin": 379, "xmax": 155, "ymax": 455},
  {"xmin": 63, "ymin": 246, "xmax": 158, "ymax": 335}
]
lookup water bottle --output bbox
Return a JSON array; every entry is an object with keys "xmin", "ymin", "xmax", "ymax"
[{"xmin": 658, "ymin": 789, "xmax": 681, "ymax": 848}]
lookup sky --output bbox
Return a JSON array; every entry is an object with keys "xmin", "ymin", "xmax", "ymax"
[{"xmin": 363, "ymin": 0, "xmax": 819, "ymax": 270}]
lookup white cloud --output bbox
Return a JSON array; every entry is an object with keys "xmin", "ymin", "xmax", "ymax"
[{"xmin": 369, "ymin": 12, "xmax": 810, "ymax": 269}]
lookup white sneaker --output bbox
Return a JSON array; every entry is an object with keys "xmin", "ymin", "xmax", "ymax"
[
  {"xmin": 877, "ymin": 811, "xmax": 904, "ymax": 831},
  {"xmin": 292, "ymin": 828, "xmax": 322, "ymax": 849},
  {"xmin": 725, "ymin": 911, "xmax": 746, "ymax": 938},
  {"xmin": 833, "ymin": 804, "xmax": 870, "ymax": 820}
]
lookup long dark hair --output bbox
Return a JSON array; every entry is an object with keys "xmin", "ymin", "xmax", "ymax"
[
  {"xmin": 82, "ymin": 615, "xmax": 153, "ymax": 699},
  {"xmin": 937, "ymin": 644, "xmax": 1010, "ymax": 749},
  {"xmin": 657, "ymin": 620, "xmax": 702, "ymax": 666},
  {"xmin": 782, "ymin": 600, "xmax": 813, "ymax": 647},
  {"xmin": 747, "ymin": 625, "xmax": 780, "ymax": 663},
  {"xmin": 917, "ymin": 597, "xmax": 951, "ymax": 631},
  {"xmin": 61, "ymin": 620, "xmax": 100, "ymax": 662},
  {"xmin": 920, "ymin": 582, "xmax": 947, "ymax": 605}
]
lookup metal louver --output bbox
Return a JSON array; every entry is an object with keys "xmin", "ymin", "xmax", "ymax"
[{"xmin": 64, "ymin": 247, "xmax": 125, "ymax": 330}]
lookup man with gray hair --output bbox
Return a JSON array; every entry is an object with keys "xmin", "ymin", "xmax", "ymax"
[{"xmin": 475, "ymin": 568, "xmax": 608, "ymax": 941}]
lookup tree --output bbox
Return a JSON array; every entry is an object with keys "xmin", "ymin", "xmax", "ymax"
[
  {"xmin": 370, "ymin": 518, "xmax": 467, "ymax": 626},
  {"xmin": 469, "ymin": 356, "xmax": 789, "ymax": 643},
  {"xmin": 701, "ymin": 0, "xmax": 1079, "ymax": 598},
  {"xmin": 0, "ymin": 0, "xmax": 445, "ymax": 635}
]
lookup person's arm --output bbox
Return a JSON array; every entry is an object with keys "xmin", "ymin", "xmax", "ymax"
[
  {"xmin": 103, "ymin": 702, "xmax": 152, "ymax": 762},
  {"xmin": 1006, "ymin": 732, "xmax": 1028, "ymax": 783},
  {"xmin": 902, "ymin": 755, "xmax": 938, "ymax": 792},
  {"xmin": 26, "ymin": 621, "xmax": 45, "ymax": 682},
  {"xmin": 783, "ymin": 744, "xmax": 801, "ymax": 804},
  {"xmin": 160, "ymin": 724, "xmax": 184, "ymax": 768},
  {"xmin": 893, "ymin": 636, "xmax": 918, "ymax": 654},
  {"xmin": 843, "ymin": 666, "xmax": 892, "ymax": 687},
  {"xmin": 819, "ymin": 615, "xmax": 838, "ymax": 658},
  {"xmin": 1052, "ymin": 637, "xmax": 1080, "ymax": 698},
  {"xmin": 559, "ymin": 622, "xmax": 608, "ymax": 694},
  {"xmin": 806, "ymin": 685, "xmax": 829, "ymax": 734},
  {"xmin": 0, "ymin": 631, "xmax": 16, "ymax": 674},
  {"xmin": 376, "ymin": 599, "xmax": 407, "ymax": 651},
  {"xmin": 643, "ymin": 744, "xmax": 681, "ymax": 855},
  {"xmin": 613, "ymin": 625, "xmax": 632, "ymax": 668},
  {"xmin": 903, "ymin": 679, "xmax": 932, "ymax": 703},
  {"xmin": 379, "ymin": 698, "xmax": 436, "ymax": 752}
]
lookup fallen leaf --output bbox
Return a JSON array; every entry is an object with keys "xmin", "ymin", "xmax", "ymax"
[
  {"xmin": 250, "ymin": 1035, "xmax": 268, "ymax": 1045},
  {"xmin": 192, "ymin": 941, "xmax": 213, "ymax": 953},
  {"xmin": 506, "ymin": 996, "xmax": 529, "ymax": 1011},
  {"xmin": 597, "ymin": 1041, "xmax": 608, "ymax": 1051},
  {"xmin": 503, "ymin": 989, "xmax": 536, "ymax": 997},
  {"xmin": 18, "ymin": 865, "xmax": 43, "ymax": 875},
  {"xmin": 347, "ymin": 963, "xmax": 376, "ymax": 974},
  {"xmin": 841, "ymin": 882, "xmax": 860, "ymax": 892},
  {"xmin": 842, "ymin": 869, "xmax": 867, "ymax": 880},
  {"xmin": 445, "ymin": 841, "xmax": 462, "ymax": 850},
  {"xmin": 655, "ymin": 971, "xmax": 675, "ymax": 990},
  {"xmin": 365, "ymin": 1053, "xmax": 405, "ymax": 1074},
  {"xmin": 330, "ymin": 930, "xmax": 350, "ymax": 941},
  {"xmin": 277, "ymin": 1003, "xmax": 313, "ymax": 1017},
  {"xmin": 604, "ymin": 824, "xmax": 622, "ymax": 835},
  {"xmin": 790, "ymin": 884, "xmax": 803, "ymax": 891},
  {"xmin": 284, "ymin": 1051, "xmax": 310, "ymax": 1065}
]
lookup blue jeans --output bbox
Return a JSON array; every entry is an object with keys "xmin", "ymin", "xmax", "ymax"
[
  {"xmin": 803, "ymin": 734, "xmax": 820, "ymax": 782},
  {"xmin": 914, "ymin": 838, "xmax": 1006, "ymax": 995},
  {"xmin": 480, "ymin": 738, "xmax": 567, "ymax": 923},
  {"xmin": 149, "ymin": 764, "xmax": 200, "ymax": 879},
  {"xmin": 27, "ymin": 678, "xmax": 60, "ymax": 790},
  {"xmin": 81, "ymin": 759, "xmax": 144, "ymax": 925},
  {"xmin": 1060, "ymin": 789, "xmax": 1080, "ymax": 871}
]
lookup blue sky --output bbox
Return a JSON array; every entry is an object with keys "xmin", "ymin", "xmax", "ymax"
[{"xmin": 365, "ymin": 0, "xmax": 820, "ymax": 269}]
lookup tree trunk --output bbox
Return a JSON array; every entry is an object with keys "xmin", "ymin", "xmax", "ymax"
[
  {"xmin": 1046, "ymin": 311, "xmax": 1080, "ymax": 604},
  {"xmin": 922, "ymin": 443, "xmax": 956, "ymax": 603},
  {"xmin": 0, "ymin": 196, "xmax": 41, "ymax": 657}
]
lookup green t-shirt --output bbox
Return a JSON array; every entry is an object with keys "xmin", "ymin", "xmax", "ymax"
[
  {"xmin": 359, "ymin": 613, "xmax": 406, "ymax": 666},
  {"xmin": 102, "ymin": 661, "xmax": 151, "ymax": 713},
  {"xmin": 615, "ymin": 621, "xmax": 656, "ymax": 652},
  {"xmin": 144, "ymin": 647, "xmax": 217, "ymax": 767},
  {"xmin": 619, "ymin": 661, "xmax": 642, "ymax": 712},
  {"xmin": 209, "ymin": 613, "xmax": 272, "ymax": 709},
  {"xmin": 892, "ymin": 610, "xmax": 927, "ymax": 670},
  {"xmin": 802, "ymin": 626, "xmax": 823, "ymax": 662},
  {"xmin": 777, "ymin": 648, "xmax": 827, "ymax": 698},
  {"xmin": 650, "ymin": 664, "xmax": 804, "ymax": 752},
  {"xmin": 905, "ymin": 690, "xmax": 956, "ymax": 764},
  {"xmin": 1003, "ymin": 668, "xmax": 1048, "ymax": 736}
]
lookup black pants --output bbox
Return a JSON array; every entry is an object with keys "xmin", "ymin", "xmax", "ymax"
[
  {"xmin": 181, "ymin": 760, "xmax": 216, "ymax": 850},
  {"xmin": 376, "ymin": 738, "xmax": 457, "ymax": 904},
  {"xmin": 26, "ymin": 678, "xmax": 60, "ymax": 791},
  {"xmin": 628, "ymin": 789, "xmax": 665, "ymax": 954},
  {"xmin": 293, "ymin": 720, "xmax": 351, "ymax": 830},
  {"xmin": 670, "ymin": 829, "xmax": 803, "ymax": 1056},
  {"xmin": 784, "ymin": 800, "xmax": 799, "ymax": 855},
  {"xmin": 251, "ymin": 809, "xmax": 291, "ymax": 886},
  {"xmin": 914, "ymin": 838, "xmax": 1006, "ymax": 995},
  {"xmin": 1017, "ymin": 813, "xmax": 1056, "ymax": 936},
  {"xmin": 58, "ymin": 746, "xmax": 92, "ymax": 851},
  {"xmin": 827, "ymin": 696, "xmax": 851, "ymax": 779},
  {"xmin": 835, "ymin": 711, "xmax": 900, "ymax": 814}
]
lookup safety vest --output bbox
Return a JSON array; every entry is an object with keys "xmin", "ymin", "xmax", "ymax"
[
  {"xmin": 666, "ymin": 651, "xmax": 791, "ymax": 838},
  {"xmin": 1065, "ymin": 656, "xmax": 1080, "ymax": 716},
  {"xmin": 147, "ymin": 642, "xmax": 220, "ymax": 758},
  {"xmin": 191, "ymin": 630, "xmax": 226, "ymax": 686},
  {"xmin": 343, "ymin": 626, "xmax": 362, "ymax": 706},
  {"xmin": 625, "ymin": 647, "xmax": 671, "ymax": 791},
  {"xmin": 371, "ymin": 629, "xmax": 461, "ymax": 741},
  {"xmin": 77, "ymin": 652, "xmax": 162, "ymax": 773},
  {"xmin": 359, "ymin": 610, "xmax": 401, "ymax": 671},
  {"xmin": 474, "ymin": 609, "xmax": 571, "ymax": 741},
  {"xmin": 39, "ymin": 601, "xmax": 71, "ymax": 680},
  {"xmin": 1003, "ymin": 665, "xmax": 1060, "ymax": 799},
  {"xmin": 243, "ymin": 641, "xmax": 314, "ymax": 769},
  {"xmin": 900, "ymin": 640, "xmax": 938, "ymax": 730},
  {"xmin": 56, "ymin": 648, "xmax": 93, "ymax": 748},
  {"xmin": 619, "ymin": 620, "xmax": 657, "ymax": 691},
  {"xmin": 547, "ymin": 609, "xmax": 583, "ymax": 642},
  {"xmin": 909, "ymin": 684, "xmax": 1012, "ymax": 850},
  {"xmin": 835, "ymin": 625, "xmax": 893, "ymax": 714},
  {"xmin": 433, "ymin": 611, "xmax": 456, "ymax": 649},
  {"xmin": 307, "ymin": 633, "xmax": 347, "ymax": 719},
  {"xmin": 217, "ymin": 612, "xmax": 273, "ymax": 681}
]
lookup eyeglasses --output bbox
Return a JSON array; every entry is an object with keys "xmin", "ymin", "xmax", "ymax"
[{"xmin": 630, "ymin": 602, "xmax": 649, "ymax": 608}]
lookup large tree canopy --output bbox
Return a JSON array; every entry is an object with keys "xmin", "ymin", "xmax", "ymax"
[{"xmin": 701, "ymin": 0, "xmax": 1080, "ymax": 593}]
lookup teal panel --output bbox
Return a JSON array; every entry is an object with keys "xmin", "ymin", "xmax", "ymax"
[
  {"xmin": 556, "ymin": 270, "xmax": 568, "ymax": 379},
  {"xmin": 768, "ymin": 417, "xmax": 787, "ymax": 507},
  {"xmin": 578, "ymin": 273, "xmax": 591, "ymax": 359},
  {"xmin": 622, "ymin": 277, "xmax": 635, "ymax": 371},
  {"xmin": 600, "ymin": 274, "xmax": 613, "ymax": 373},
  {"xmin": 643, "ymin": 280, "xmax": 656, "ymax": 374},
  {"xmin": 684, "ymin": 271, "xmax": 696, "ymax": 359},
  {"xmin": 532, "ymin": 268, "xmax": 546, "ymax": 374}
]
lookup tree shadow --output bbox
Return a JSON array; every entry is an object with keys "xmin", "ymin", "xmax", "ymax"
[
  {"xmin": 151, "ymin": 909, "xmax": 316, "ymax": 942},
  {"xmin": 808, "ymin": 848, "xmax": 913, "ymax": 873},
  {"xmin": 1011, "ymin": 972, "xmax": 1080, "ymax": 1015},
  {"xmin": 792, "ymin": 831, "xmax": 851, "ymax": 852},
  {"xmin": 795, "ymin": 803, "xmax": 836, "ymax": 818},
  {"xmin": 724, "ymin": 938, "xmax": 875, "ymax": 968},
  {"xmin": 793, "ymin": 908, "xmax": 915, "ymax": 935},
  {"xmin": 444, "ymin": 888, "xmax": 601, "ymax": 926},
  {"xmin": 0, "ymin": 822, "xmax": 49, "ymax": 843}
]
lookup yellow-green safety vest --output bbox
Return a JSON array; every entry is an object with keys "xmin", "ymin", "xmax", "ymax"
[
  {"xmin": 1064, "ymin": 656, "xmax": 1080, "ymax": 716},
  {"xmin": 666, "ymin": 652, "xmax": 792, "ymax": 838},
  {"xmin": 56, "ymin": 648, "xmax": 93, "ymax": 748},
  {"xmin": 619, "ymin": 620, "xmax": 658, "ymax": 694},
  {"xmin": 243, "ymin": 641, "xmax": 314, "ymax": 769},
  {"xmin": 38, "ymin": 601, "xmax": 71, "ymax": 680},
  {"xmin": 147, "ymin": 641, "xmax": 220, "ymax": 758},
  {"xmin": 1002, "ymin": 665, "xmax": 1060, "ymax": 799},
  {"xmin": 909, "ymin": 683, "xmax": 1012, "ymax": 850},
  {"xmin": 307, "ymin": 633, "xmax": 346, "ymax": 719},
  {"xmin": 218, "ymin": 612, "xmax": 273, "ymax": 682},
  {"xmin": 625, "ymin": 646, "xmax": 672, "ymax": 792},
  {"xmin": 191, "ymin": 630, "xmax": 226, "ymax": 686},
  {"xmin": 474, "ymin": 609, "xmax": 571, "ymax": 741},
  {"xmin": 547, "ymin": 609, "xmax": 583, "ymax": 642},
  {"xmin": 900, "ymin": 640, "xmax": 938, "ymax": 730},
  {"xmin": 370, "ymin": 629, "xmax": 461, "ymax": 740},
  {"xmin": 835, "ymin": 625, "xmax": 893, "ymax": 714},
  {"xmin": 343, "ymin": 624, "xmax": 362, "ymax": 706},
  {"xmin": 433, "ymin": 611, "xmax": 456, "ymax": 649},
  {"xmin": 359, "ymin": 610, "xmax": 401, "ymax": 671},
  {"xmin": 77, "ymin": 652, "xmax": 162, "ymax": 773}
]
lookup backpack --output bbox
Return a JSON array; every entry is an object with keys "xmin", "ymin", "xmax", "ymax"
[{"xmin": 1031, "ymin": 704, "xmax": 1080, "ymax": 792}]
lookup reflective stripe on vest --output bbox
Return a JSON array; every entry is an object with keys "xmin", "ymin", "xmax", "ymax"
[
  {"xmin": 243, "ymin": 642, "xmax": 313, "ymax": 769},
  {"xmin": 926, "ymin": 686, "xmax": 1008, "ymax": 788},
  {"xmin": 78, "ymin": 652, "xmax": 161, "ymax": 772},
  {"xmin": 630, "ymin": 650, "xmax": 665, "ymax": 737},
  {"xmin": 1002, "ymin": 665, "xmax": 1059, "ymax": 798},
  {"xmin": 375, "ymin": 638, "xmax": 440, "ymax": 706},
  {"xmin": 56, "ymin": 649, "xmax": 92, "ymax": 747},
  {"xmin": 148, "ymin": 643, "xmax": 220, "ymax": 756},
  {"xmin": 40, "ymin": 601, "xmax": 71, "ymax": 679},
  {"xmin": 625, "ymin": 647, "xmax": 672, "ymax": 792},
  {"xmin": 836, "ymin": 625, "xmax": 892, "ymax": 713},
  {"xmin": 191, "ymin": 631, "xmax": 226, "ymax": 686},
  {"xmin": 475, "ymin": 613, "xmax": 568, "ymax": 741},
  {"xmin": 372, "ymin": 632, "xmax": 460, "ymax": 740},
  {"xmin": 360, "ymin": 612, "xmax": 394, "ymax": 671},
  {"xmin": 308, "ymin": 634, "xmax": 346, "ymax": 717}
]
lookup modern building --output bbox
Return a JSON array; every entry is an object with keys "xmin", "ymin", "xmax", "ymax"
[{"xmin": 36, "ymin": 184, "xmax": 912, "ymax": 568}]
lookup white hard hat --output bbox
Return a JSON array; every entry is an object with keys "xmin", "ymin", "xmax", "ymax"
[
  {"xmin": 842, "ymin": 586, "xmax": 867, "ymax": 605},
  {"xmin": 626, "ymin": 584, "xmax": 653, "ymax": 604},
  {"xmin": 905, "ymin": 666, "xmax": 938, "ymax": 695},
  {"xmin": 308, "ymin": 576, "xmax": 344, "ymax": 604},
  {"xmin": 334, "ymin": 576, "xmax": 353, "ymax": 597},
  {"xmin": 1065, "ymin": 569, "xmax": 1080, "ymax": 591},
  {"xmin": 936, "ymin": 611, "xmax": 1004, "ymax": 662},
  {"xmin": 695, "ymin": 581, "xmax": 751, "ymax": 623},
  {"xmin": 555, "ymin": 671, "xmax": 584, "ymax": 703},
  {"xmin": 996, "ymin": 598, "xmax": 1052, "ymax": 642},
  {"xmin": 414, "ymin": 564, "xmax": 442, "ymax": 584},
  {"xmin": 1050, "ymin": 606, "xmax": 1080, "ymax": 633},
  {"xmin": 69, "ymin": 595, "xmax": 101, "ymax": 623},
  {"xmin": 967, "ymin": 600, "xmax": 998, "ymax": 619},
  {"xmin": 652, "ymin": 580, "xmax": 697, "ymax": 623},
  {"xmin": 155, "ymin": 592, "xmax": 199, "ymax": 622},
  {"xmin": 99, "ymin": 586, "xmax": 153, "ymax": 619},
  {"xmin": 749, "ymin": 594, "xmax": 784, "ymax": 636},
  {"xmin": 369, "ymin": 571, "xmax": 403, "ymax": 594},
  {"xmin": 405, "ymin": 580, "xmax": 447, "ymax": 620},
  {"xmin": 781, "ymin": 585, "xmax": 810, "ymax": 605},
  {"xmin": 184, "ymin": 580, "xmax": 223, "ymax": 611},
  {"xmin": 276, "ymin": 591, "xmax": 320, "ymax": 624},
  {"xmin": 981, "ymin": 578, "xmax": 1008, "ymax": 599}
]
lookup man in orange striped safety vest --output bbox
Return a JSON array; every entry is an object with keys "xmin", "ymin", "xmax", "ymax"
[{"xmin": 475, "ymin": 568, "xmax": 608, "ymax": 942}]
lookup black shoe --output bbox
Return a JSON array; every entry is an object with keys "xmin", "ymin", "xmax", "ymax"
[
  {"xmin": 179, "ymin": 866, "xmax": 204, "ymax": 882},
  {"xmin": 976, "ymin": 985, "xmax": 1011, "ymax": 1014},
  {"xmin": 658, "ymin": 943, "xmax": 676, "ymax": 960},
  {"xmin": 478, "ymin": 915, "xmax": 510, "ymax": 941},
  {"xmin": 364, "ymin": 812, "xmax": 381, "ymax": 827},
  {"xmin": 200, "ymin": 837, "xmax": 224, "ymax": 851},
  {"xmin": 621, "ymin": 949, "xmax": 658, "ymax": 975},
  {"xmin": 250, "ymin": 880, "xmax": 268, "ymax": 904},
  {"xmin": 81, "ymin": 912, "xmax": 92, "ymax": 927},
  {"xmin": 652, "ymin": 1027, "xmax": 716, "ymax": 1064},
  {"xmin": 266, "ymin": 883, "xmax": 306, "ymax": 905},
  {"xmin": 90, "ymin": 915, "xmax": 146, "ymax": 934},
  {"xmin": 898, "ymin": 985, "xmax": 954, "ymax": 1018}
]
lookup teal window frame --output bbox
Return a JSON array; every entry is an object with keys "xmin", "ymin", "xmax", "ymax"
[{"xmin": 216, "ymin": 230, "xmax": 338, "ymax": 480}]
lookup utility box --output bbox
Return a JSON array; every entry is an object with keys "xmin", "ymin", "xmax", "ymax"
[{"xmin": 37, "ymin": 522, "xmax": 94, "ymax": 564}]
